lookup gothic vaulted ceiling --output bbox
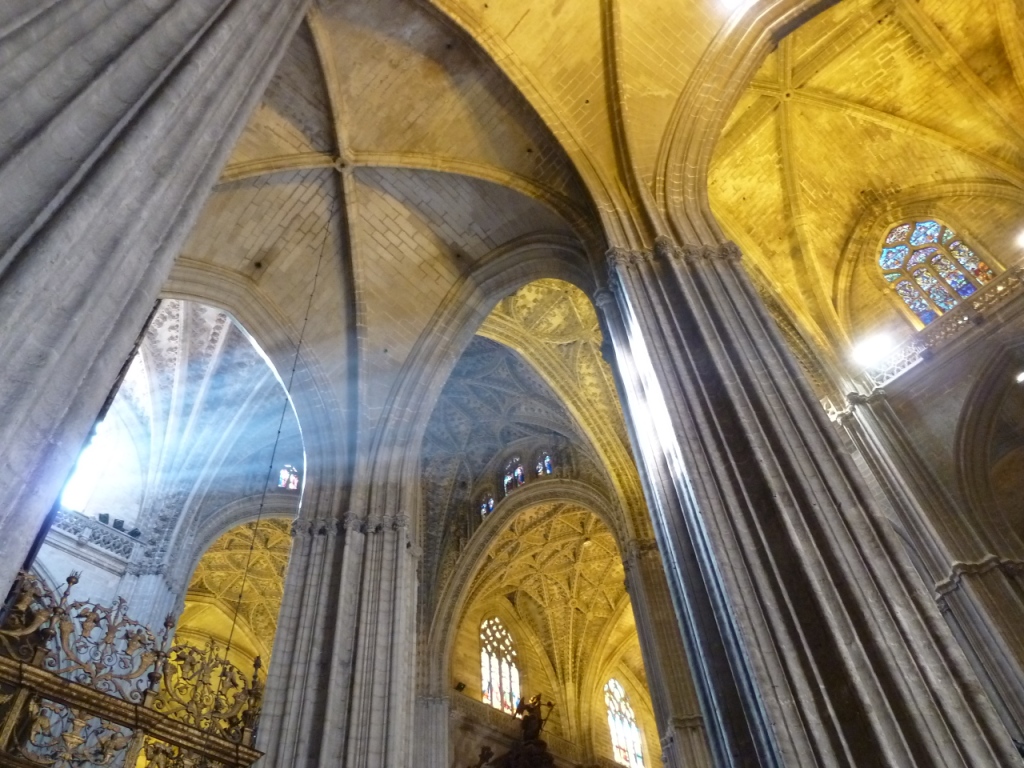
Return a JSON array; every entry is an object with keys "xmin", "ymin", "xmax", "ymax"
[
  {"xmin": 78, "ymin": 299, "xmax": 302, "ymax": 568},
  {"xmin": 710, "ymin": 0, "xmax": 1024, "ymax": 368},
  {"xmin": 468, "ymin": 503, "xmax": 627, "ymax": 690},
  {"xmin": 181, "ymin": 518, "xmax": 294, "ymax": 661}
]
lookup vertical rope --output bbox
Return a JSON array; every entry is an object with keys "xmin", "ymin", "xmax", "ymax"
[{"xmin": 222, "ymin": 225, "xmax": 330, "ymax": 658}]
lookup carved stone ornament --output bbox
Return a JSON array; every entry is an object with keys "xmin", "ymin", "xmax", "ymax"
[{"xmin": 606, "ymin": 246, "xmax": 653, "ymax": 270}]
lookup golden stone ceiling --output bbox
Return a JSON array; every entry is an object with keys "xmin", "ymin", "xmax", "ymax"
[
  {"xmin": 188, "ymin": 0, "xmax": 1024, "ymax": 400},
  {"xmin": 183, "ymin": 519, "xmax": 293, "ymax": 654},
  {"xmin": 710, "ymin": 0, "xmax": 1024, "ymax": 366},
  {"xmin": 467, "ymin": 502, "xmax": 627, "ymax": 692}
]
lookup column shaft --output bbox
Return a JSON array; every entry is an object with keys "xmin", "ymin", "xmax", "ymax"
[
  {"xmin": 602, "ymin": 237, "xmax": 1017, "ymax": 766},
  {"xmin": 0, "ymin": 0, "xmax": 310, "ymax": 593},
  {"xmin": 623, "ymin": 541, "xmax": 713, "ymax": 768},
  {"xmin": 257, "ymin": 513, "xmax": 417, "ymax": 768},
  {"xmin": 841, "ymin": 393, "xmax": 1024, "ymax": 738}
]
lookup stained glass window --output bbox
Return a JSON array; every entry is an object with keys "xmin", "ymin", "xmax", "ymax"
[
  {"xmin": 480, "ymin": 496, "xmax": 495, "ymax": 517},
  {"xmin": 878, "ymin": 220, "xmax": 997, "ymax": 325},
  {"xmin": 480, "ymin": 618, "xmax": 520, "ymax": 715},
  {"xmin": 503, "ymin": 458, "xmax": 526, "ymax": 496},
  {"xmin": 536, "ymin": 453, "xmax": 553, "ymax": 476},
  {"xmin": 277, "ymin": 464, "xmax": 300, "ymax": 490},
  {"xmin": 605, "ymin": 679, "xmax": 644, "ymax": 768},
  {"xmin": 885, "ymin": 223, "xmax": 911, "ymax": 244},
  {"xmin": 909, "ymin": 220, "xmax": 941, "ymax": 246}
]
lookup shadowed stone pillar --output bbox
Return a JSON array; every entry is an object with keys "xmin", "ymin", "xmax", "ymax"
[
  {"xmin": 598, "ymin": 237, "xmax": 1017, "ymax": 767},
  {"xmin": 0, "ymin": 0, "xmax": 310, "ymax": 594},
  {"xmin": 622, "ymin": 538, "xmax": 713, "ymax": 768},
  {"xmin": 258, "ymin": 510, "xmax": 417, "ymax": 767},
  {"xmin": 839, "ymin": 390, "xmax": 1024, "ymax": 741}
]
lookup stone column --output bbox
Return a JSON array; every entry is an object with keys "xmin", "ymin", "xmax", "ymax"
[
  {"xmin": 839, "ymin": 391, "xmax": 1024, "ymax": 740},
  {"xmin": 599, "ymin": 237, "xmax": 1017, "ymax": 766},
  {"xmin": 622, "ymin": 539, "xmax": 712, "ymax": 768},
  {"xmin": 257, "ymin": 511, "xmax": 417, "ymax": 768},
  {"xmin": 413, "ymin": 694, "xmax": 450, "ymax": 768},
  {"xmin": 0, "ymin": 0, "xmax": 310, "ymax": 594}
]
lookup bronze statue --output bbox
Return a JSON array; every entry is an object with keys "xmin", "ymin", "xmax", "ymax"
[{"xmin": 514, "ymin": 694, "xmax": 554, "ymax": 743}]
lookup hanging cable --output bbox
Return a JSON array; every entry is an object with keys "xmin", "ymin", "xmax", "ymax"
[{"xmin": 222, "ymin": 224, "xmax": 330, "ymax": 659}]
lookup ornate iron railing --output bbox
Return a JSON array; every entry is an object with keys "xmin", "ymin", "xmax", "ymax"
[
  {"xmin": 0, "ymin": 573, "xmax": 263, "ymax": 768},
  {"xmin": 864, "ymin": 266, "xmax": 1023, "ymax": 387}
]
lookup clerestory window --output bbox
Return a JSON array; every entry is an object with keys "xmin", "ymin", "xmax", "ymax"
[
  {"xmin": 277, "ymin": 464, "xmax": 300, "ymax": 490},
  {"xmin": 605, "ymin": 678, "xmax": 644, "ymax": 768},
  {"xmin": 878, "ymin": 219, "xmax": 995, "ymax": 326},
  {"xmin": 480, "ymin": 617, "xmax": 520, "ymax": 714}
]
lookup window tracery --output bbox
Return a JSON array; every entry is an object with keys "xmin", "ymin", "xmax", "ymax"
[
  {"xmin": 479, "ymin": 496, "xmax": 495, "ymax": 517},
  {"xmin": 879, "ymin": 220, "xmax": 995, "ymax": 325},
  {"xmin": 604, "ymin": 679, "xmax": 644, "ymax": 768},
  {"xmin": 277, "ymin": 465, "xmax": 300, "ymax": 490},
  {"xmin": 480, "ymin": 617, "xmax": 520, "ymax": 714}
]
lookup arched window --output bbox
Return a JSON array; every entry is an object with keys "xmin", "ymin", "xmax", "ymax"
[
  {"xmin": 604, "ymin": 679, "xmax": 644, "ymax": 768},
  {"xmin": 535, "ymin": 453, "xmax": 553, "ymax": 476},
  {"xmin": 277, "ymin": 464, "xmax": 300, "ymax": 490},
  {"xmin": 480, "ymin": 617, "xmax": 520, "ymax": 714},
  {"xmin": 502, "ymin": 458, "xmax": 526, "ymax": 496},
  {"xmin": 879, "ymin": 220, "xmax": 995, "ymax": 325},
  {"xmin": 479, "ymin": 496, "xmax": 495, "ymax": 517}
]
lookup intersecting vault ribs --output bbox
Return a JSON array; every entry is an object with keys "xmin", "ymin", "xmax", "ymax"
[
  {"xmin": 471, "ymin": 503, "xmax": 624, "ymax": 689},
  {"xmin": 184, "ymin": 519, "xmax": 293, "ymax": 654}
]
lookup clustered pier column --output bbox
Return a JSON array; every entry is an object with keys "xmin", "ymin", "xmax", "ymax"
[
  {"xmin": 597, "ymin": 237, "xmax": 1018, "ymax": 766},
  {"xmin": 622, "ymin": 538, "xmax": 713, "ymax": 768},
  {"xmin": 0, "ymin": 0, "xmax": 310, "ymax": 594},
  {"xmin": 839, "ymin": 391, "xmax": 1024, "ymax": 741},
  {"xmin": 258, "ymin": 509, "xmax": 416, "ymax": 767}
]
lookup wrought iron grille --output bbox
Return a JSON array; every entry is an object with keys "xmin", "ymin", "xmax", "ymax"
[{"xmin": 0, "ymin": 573, "xmax": 263, "ymax": 768}]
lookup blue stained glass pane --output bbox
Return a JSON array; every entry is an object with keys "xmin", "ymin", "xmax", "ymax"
[
  {"xmin": 909, "ymin": 220, "xmax": 941, "ymax": 246},
  {"xmin": 941, "ymin": 228, "xmax": 956, "ymax": 245},
  {"xmin": 879, "ymin": 245, "xmax": 908, "ymax": 270},
  {"xmin": 886, "ymin": 223, "xmax": 911, "ymax": 244},
  {"xmin": 949, "ymin": 241, "xmax": 995, "ymax": 284},
  {"xmin": 930, "ymin": 254, "xmax": 976, "ymax": 298},
  {"xmin": 884, "ymin": 273, "xmax": 901, "ymax": 282},
  {"xmin": 913, "ymin": 268, "xmax": 958, "ymax": 311},
  {"xmin": 896, "ymin": 280, "xmax": 938, "ymax": 324}
]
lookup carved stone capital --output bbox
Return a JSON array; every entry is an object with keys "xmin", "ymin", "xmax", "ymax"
[
  {"xmin": 623, "ymin": 538, "xmax": 659, "ymax": 572},
  {"xmin": 720, "ymin": 241, "xmax": 743, "ymax": 262},
  {"xmin": 606, "ymin": 245, "xmax": 652, "ymax": 272},
  {"xmin": 671, "ymin": 240, "xmax": 743, "ymax": 264},
  {"xmin": 845, "ymin": 388, "xmax": 887, "ymax": 409},
  {"xmin": 653, "ymin": 236, "xmax": 681, "ymax": 262},
  {"xmin": 365, "ymin": 512, "xmax": 409, "ymax": 535},
  {"xmin": 592, "ymin": 287, "xmax": 616, "ymax": 310}
]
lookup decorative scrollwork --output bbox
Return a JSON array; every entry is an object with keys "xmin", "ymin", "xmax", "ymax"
[
  {"xmin": 0, "ymin": 576, "xmax": 262, "ymax": 768},
  {"xmin": 15, "ymin": 698, "xmax": 134, "ymax": 768},
  {"xmin": 0, "ymin": 573, "xmax": 173, "ymax": 703},
  {"xmin": 140, "ymin": 738, "xmax": 227, "ymax": 768},
  {"xmin": 0, "ymin": 574, "xmax": 54, "ymax": 662},
  {"xmin": 153, "ymin": 640, "xmax": 263, "ymax": 743}
]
